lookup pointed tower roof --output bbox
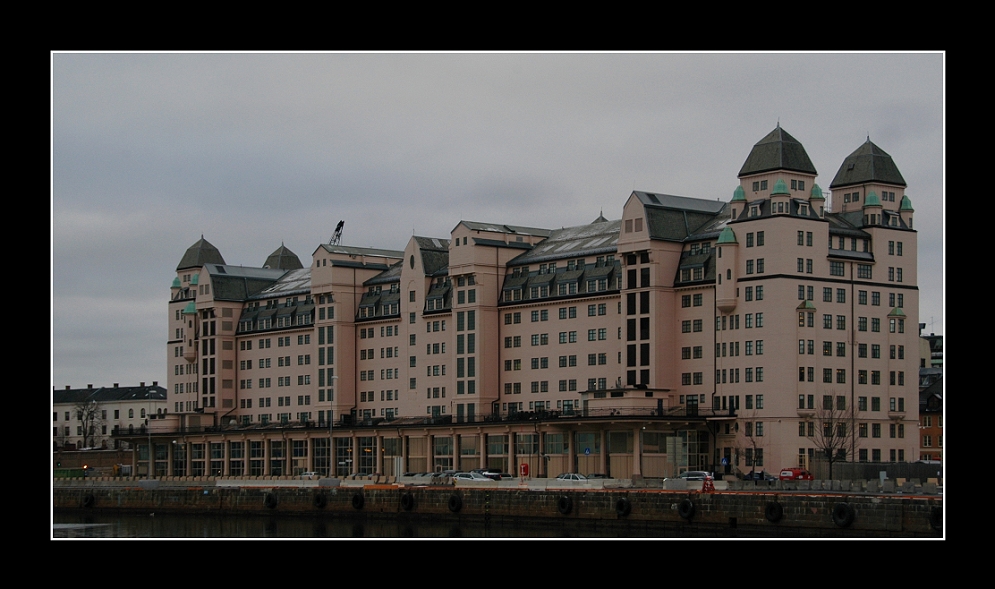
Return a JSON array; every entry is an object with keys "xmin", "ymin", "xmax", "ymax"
[
  {"xmin": 829, "ymin": 138, "xmax": 907, "ymax": 189},
  {"xmin": 177, "ymin": 236, "xmax": 225, "ymax": 271},
  {"xmin": 263, "ymin": 243, "xmax": 303, "ymax": 270},
  {"xmin": 731, "ymin": 186, "xmax": 746, "ymax": 202},
  {"xmin": 738, "ymin": 126, "xmax": 817, "ymax": 177}
]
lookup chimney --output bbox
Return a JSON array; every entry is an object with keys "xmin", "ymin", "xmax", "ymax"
[
  {"xmin": 65, "ymin": 385, "xmax": 71, "ymax": 390},
  {"xmin": 140, "ymin": 382, "xmax": 145, "ymax": 387},
  {"xmin": 113, "ymin": 383, "xmax": 119, "ymax": 388},
  {"xmin": 152, "ymin": 381, "xmax": 158, "ymax": 387},
  {"xmin": 87, "ymin": 384, "xmax": 93, "ymax": 389}
]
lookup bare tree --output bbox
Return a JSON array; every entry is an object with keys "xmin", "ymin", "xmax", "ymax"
[
  {"xmin": 73, "ymin": 395, "xmax": 104, "ymax": 449},
  {"xmin": 806, "ymin": 390, "xmax": 859, "ymax": 480},
  {"xmin": 738, "ymin": 406, "xmax": 767, "ymax": 479}
]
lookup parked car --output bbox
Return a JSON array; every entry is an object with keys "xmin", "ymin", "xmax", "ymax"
[
  {"xmin": 300, "ymin": 471, "xmax": 319, "ymax": 479},
  {"xmin": 668, "ymin": 471, "xmax": 713, "ymax": 481},
  {"xmin": 472, "ymin": 468, "xmax": 504, "ymax": 480},
  {"xmin": 779, "ymin": 468, "xmax": 814, "ymax": 481},
  {"xmin": 556, "ymin": 473, "xmax": 588, "ymax": 481},
  {"xmin": 453, "ymin": 472, "xmax": 492, "ymax": 482},
  {"xmin": 586, "ymin": 473, "xmax": 613, "ymax": 479},
  {"xmin": 742, "ymin": 470, "xmax": 777, "ymax": 482}
]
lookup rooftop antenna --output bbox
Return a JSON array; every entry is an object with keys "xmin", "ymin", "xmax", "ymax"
[{"xmin": 328, "ymin": 220, "xmax": 344, "ymax": 245}]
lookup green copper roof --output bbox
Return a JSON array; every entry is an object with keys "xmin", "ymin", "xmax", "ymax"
[
  {"xmin": 172, "ymin": 277, "xmax": 181, "ymax": 288},
  {"xmin": 864, "ymin": 191, "xmax": 881, "ymax": 207},
  {"xmin": 900, "ymin": 194, "xmax": 914, "ymax": 211},
  {"xmin": 772, "ymin": 178, "xmax": 790, "ymax": 196},
  {"xmin": 182, "ymin": 301, "xmax": 196, "ymax": 315},
  {"xmin": 810, "ymin": 184, "xmax": 825, "ymax": 200},
  {"xmin": 796, "ymin": 300, "xmax": 817, "ymax": 311},
  {"xmin": 732, "ymin": 185, "xmax": 746, "ymax": 202},
  {"xmin": 888, "ymin": 307, "xmax": 907, "ymax": 318},
  {"xmin": 717, "ymin": 226, "xmax": 737, "ymax": 244},
  {"xmin": 190, "ymin": 273, "xmax": 199, "ymax": 285}
]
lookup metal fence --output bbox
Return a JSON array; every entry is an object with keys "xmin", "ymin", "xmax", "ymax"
[{"xmin": 809, "ymin": 458, "xmax": 943, "ymax": 481}]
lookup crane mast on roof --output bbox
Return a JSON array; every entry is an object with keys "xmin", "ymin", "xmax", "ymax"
[{"xmin": 329, "ymin": 220, "xmax": 345, "ymax": 245}]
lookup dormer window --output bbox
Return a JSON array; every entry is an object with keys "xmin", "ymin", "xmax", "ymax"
[{"xmin": 750, "ymin": 206, "xmax": 759, "ymax": 217}]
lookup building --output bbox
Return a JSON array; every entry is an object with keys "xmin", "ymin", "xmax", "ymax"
[
  {"xmin": 120, "ymin": 126, "xmax": 921, "ymax": 478},
  {"xmin": 919, "ymin": 330, "xmax": 942, "ymax": 368},
  {"xmin": 54, "ymin": 383, "xmax": 167, "ymax": 450},
  {"xmin": 918, "ymin": 376, "xmax": 942, "ymax": 462}
]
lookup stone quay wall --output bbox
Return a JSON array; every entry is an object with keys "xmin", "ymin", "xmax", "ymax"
[{"xmin": 54, "ymin": 484, "xmax": 942, "ymax": 537}]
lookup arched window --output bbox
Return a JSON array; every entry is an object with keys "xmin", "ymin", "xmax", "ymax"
[{"xmin": 129, "ymin": 409, "xmax": 134, "ymax": 419}]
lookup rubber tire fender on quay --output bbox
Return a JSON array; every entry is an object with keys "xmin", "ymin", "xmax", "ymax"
[
  {"xmin": 264, "ymin": 492, "xmax": 278, "ymax": 509},
  {"xmin": 400, "ymin": 492, "xmax": 415, "ymax": 512},
  {"xmin": 764, "ymin": 501, "xmax": 784, "ymax": 523},
  {"xmin": 678, "ymin": 498, "xmax": 695, "ymax": 520},
  {"xmin": 313, "ymin": 493, "xmax": 327, "ymax": 509},
  {"xmin": 448, "ymin": 494, "xmax": 463, "ymax": 513},
  {"xmin": 82, "ymin": 493, "xmax": 95, "ymax": 508},
  {"xmin": 832, "ymin": 502, "xmax": 854, "ymax": 528},
  {"xmin": 615, "ymin": 497, "xmax": 631, "ymax": 517},
  {"xmin": 557, "ymin": 496, "xmax": 573, "ymax": 515},
  {"xmin": 352, "ymin": 492, "xmax": 365, "ymax": 510}
]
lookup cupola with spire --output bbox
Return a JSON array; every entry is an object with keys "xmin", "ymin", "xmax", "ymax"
[
  {"xmin": 263, "ymin": 243, "xmax": 304, "ymax": 270},
  {"xmin": 830, "ymin": 137, "xmax": 907, "ymax": 214},
  {"xmin": 738, "ymin": 125, "xmax": 818, "ymax": 202}
]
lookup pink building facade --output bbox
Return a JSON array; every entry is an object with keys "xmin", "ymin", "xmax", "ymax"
[{"xmin": 143, "ymin": 126, "xmax": 919, "ymax": 478}]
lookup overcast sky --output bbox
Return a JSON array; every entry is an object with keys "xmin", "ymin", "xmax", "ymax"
[{"xmin": 51, "ymin": 52, "xmax": 944, "ymax": 389}]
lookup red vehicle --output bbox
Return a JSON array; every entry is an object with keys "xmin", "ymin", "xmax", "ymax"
[{"xmin": 779, "ymin": 468, "xmax": 814, "ymax": 481}]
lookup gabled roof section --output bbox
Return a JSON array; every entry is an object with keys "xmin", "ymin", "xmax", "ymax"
[
  {"xmin": 53, "ymin": 384, "xmax": 167, "ymax": 405},
  {"xmin": 830, "ymin": 138, "xmax": 907, "ymax": 189},
  {"xmin": 458, "ymin": 220, "xmax": 553, "ymax": 238},
  {"xmin": 317, "ymin": 243, "xmax": 405, "ymax": 259},
  {"xmin": 365, "ymin": 261, "xmax": 404, "ymax": 286},
  {"xmin": 738, "ymin": 126, "xmax": 817, "ymax": 177},
  {"xmin": 177, "ymin": 236, "xmax": 225, "ymax": 271},
  {"xmin": 634, "ymin": 191, "xmax": 727, "ymax": 215},
  {"xmin": 202, "ymin": 264, "xmax": 288, "ymax": 301},
  {"xmin": 414, "ymin": 236, "xmax": 451, "ymax": 277},
  {"xmin": 263, "ymin": 244, "xmax": 304, "ymax": 270},
  {"xmin": 632, "ymin": 191, "xmax": 727, "ymax": 243},
  {"xmin": 509, "ymin": 219, "xmax": 620, "ymax": 266}
]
